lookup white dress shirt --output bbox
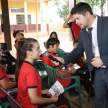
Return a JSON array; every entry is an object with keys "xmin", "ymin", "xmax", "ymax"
[{"xmin": 86, "ymin": 16, "xmax": 106, "ymax": 68}]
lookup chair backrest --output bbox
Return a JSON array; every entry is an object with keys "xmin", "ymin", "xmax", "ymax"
[
  {"xmin": 43, "ymin": 64, "xmax": 64, "ymax": 88},
  {"xmin": 33, "ymin": 60, "xmax": 44, "ymax": 72},
  {"xmin": 0, "ymin": 87, "xmax": 23, "ymax": 108}
]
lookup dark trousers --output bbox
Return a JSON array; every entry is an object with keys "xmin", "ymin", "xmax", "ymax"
[
  {"xmin": 38, "ymin": 94, "xmax": 71, "ymax": 108},
  {"xmin": 94, "ymin": 68, "xmax": 108, "ymax": 108}
]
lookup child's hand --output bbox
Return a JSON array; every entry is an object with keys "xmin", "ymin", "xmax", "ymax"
[
  {"xmin": 70, "ymin": 68, "xmax": 77, "ymax": 73},
  {"xmin": 51, "ymin": 95, "xmax": 58, "ymax": 102},
  {"xmin": 67, "ymin": 63, "xmax": 73, "ymax": 67},
  {"xmin": 42, "ymin": 89, "xmax": 52, "ymax": 97}
]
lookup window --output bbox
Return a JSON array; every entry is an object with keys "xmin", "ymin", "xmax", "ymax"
[
  {"xmin": 16, "ymin": 15, "xmax": 31, "ymax": 24},
  {"xmin": 11, "ymin": 8, "xmax": 24, "ymax": 12}
]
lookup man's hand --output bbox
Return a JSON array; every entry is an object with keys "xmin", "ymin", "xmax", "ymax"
[
  {"xmin": 51, "ymin": 57, "xmax": 64, "ymax": 66},
  {"xmin": 91, "ymin": 56, "xmax": 104, "ymax": 68},
  {"xmin": 54, "ymin": 57, "xmax": 64, "ymax": 64}
]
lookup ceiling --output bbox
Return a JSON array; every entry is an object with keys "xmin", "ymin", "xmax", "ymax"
[{"xmin": 8, "ymin": 0, "xmax": 51, "ymax": 3}]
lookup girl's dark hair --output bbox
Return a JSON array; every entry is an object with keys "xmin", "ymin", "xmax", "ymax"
[
  {"xmin": 49, "ymin": 31, "xmax": 58, "ymax": 39},
  {"xmin": 47, "ymin": 37, "xmax": 60, "ymax": 48},
  {"xmin": 15, "ymin": 38, "xmax": 37, "ymax": 83}
]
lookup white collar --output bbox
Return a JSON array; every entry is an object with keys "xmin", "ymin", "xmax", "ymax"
[{"xmin": 86, "ymin": 16, "xmax": 98, "ymax": 31}]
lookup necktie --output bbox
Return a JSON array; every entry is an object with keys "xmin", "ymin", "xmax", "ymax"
[{"xmin": 87, "ymin": 27, "xmax": 93, "ymax": 72}]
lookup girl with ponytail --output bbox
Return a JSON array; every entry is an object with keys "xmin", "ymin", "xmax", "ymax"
[{"xmin": 15, "ymin": 38, "xmax": 71, "ymax": 108}]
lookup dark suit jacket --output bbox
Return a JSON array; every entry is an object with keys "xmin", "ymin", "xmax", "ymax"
[{"xmin": 63, "ymin": 16, "xmax": 108, "ymax": 69}]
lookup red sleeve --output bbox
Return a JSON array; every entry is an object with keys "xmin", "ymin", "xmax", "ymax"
[
  {"xmin": 26, "ymin": 69, "xmax": 38, "ymax": 88},
  {"xmin": 72, "ymin": 22, "xmax": 81, "ymax": 40},
  {"xmin": 15, "ymin": 41, "xmax": 18, "ymax": 49},
  {"xmin": 42, "ymin": 54, "xmax": 56, "ymax": 67},
  {"xmin": 0, "ymin": 66, "xmax": 4, "ymax": 80}
]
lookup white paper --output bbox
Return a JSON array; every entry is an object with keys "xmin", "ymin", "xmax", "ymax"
[
  {"xmin": 68, "ymin": 63, "xmax": 80, "ymax": 70},
  {"xmin": 48, "ymin": 81, "xmax": 64, "ymax": 96}
]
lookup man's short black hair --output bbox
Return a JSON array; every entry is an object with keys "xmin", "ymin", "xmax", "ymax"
[
  {"xmin": 47, "ymin": 37, "xmax": 60, "ymax": 49},
  {"xmin": 13, "ymin": 31, "xmax": 20, "ymax": 38},
  {"xmin": 71, "ymin": 2, "xmax": 93, "ymax": 16},
  {"xmin": 73, "ymin": 39, "xmax": 79, "ymax": 45}
]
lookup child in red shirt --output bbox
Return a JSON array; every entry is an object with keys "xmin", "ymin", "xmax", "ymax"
[
  {"xmin": 15, "ymin": 38, "xmax": 71, "ymax": 108},
  {"xmin": 13, "ymin": 31, "xmax": 22, "ymax": 49},
  {"xmin": 42, "ymin": 38, "xmax": 79, "ymax": 96},
  {"xmin": 0, "ymin": 48, "xmax": 17, "ymax": 102}
]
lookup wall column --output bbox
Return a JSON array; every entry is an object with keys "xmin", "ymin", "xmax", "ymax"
[
  {"xmin": 44, "ymin": 1, "xmax": 49, "ymax": 35},
  {"xmin": 35, "ymin": 0, "xmax": 38, "ymax": 40},
  {"xmin": 24, "ymin": 0, "xmax": 28, "ymax": 33},
  {"xmin": 69, "ymin": 0, "xmax": 76, "ymax": 41},
  {"xmin": 1, "ymin": 0, "xmax": 12, "ymax": 50}
]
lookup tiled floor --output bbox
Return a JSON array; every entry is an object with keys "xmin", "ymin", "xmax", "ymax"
[{"xmin": 65, "ymin": 87, "xmax": 95, "ymax": 108}]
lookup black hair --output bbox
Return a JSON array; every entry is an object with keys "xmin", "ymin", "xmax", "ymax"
[
  {"xmin": 20, "ymin": 33, "xmax": 24, "ymax": 37},
  {"xmin": 47, "ymin": 37, "xmax": 60, "ymax": 49},
  {"xmin": 13, "ymin": 31, "xmax": 20, "ymax": 38},
  {"xmin": 49, "ymin": 31, "xmax": 58, "ymax": 39},
  {"xmin": 73, "ymin": 39, "xmax": 79, "ymax": 45},
  {"xmin": 15, "ymin": 38, "xmax": 37, "ymax": 83},
  {"xmin": 71, "ymin": 2, "xmax": 93, "ymax": 16}
]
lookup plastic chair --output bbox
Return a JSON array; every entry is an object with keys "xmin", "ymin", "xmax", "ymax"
[
  {"xmin": 0, "ymin": 98, "xmax": 9, "ymax": 108},
  {"xmin": 43, "ymin": 63, "xmax": 82, "ymax": 108},
  {"xmin": 0, "ymin": 87, "xmax": 22, "ymax": 108},
  {"xmin": 33, "ymin": 60, "xmax": 48, "ymax": 85},
  {"xmin": 0, "ymin": 88, "xmax": 21, "ymax": 108}
]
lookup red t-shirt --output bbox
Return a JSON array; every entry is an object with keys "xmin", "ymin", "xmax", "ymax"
[
  {"xmin": 72, "ymin": 22, "xmax": 81, "ymax": 40},
  {"xmin": 17, "ymin": 61, "xmax": 42, "ymax": 108},
  {"xmin": 0, "ymin": 65, "xmax": 11, "ymax": 98},
  {"xmin": 42, "ymin": 52, "xmax": 71, "ymax": 88},
  {"xmin": 69, "ymin": 22, "xmax": 81, "ymax": 40},
  {"xmin": 15, "ymin": 41, "xmax": 18, "ymax": 49}
]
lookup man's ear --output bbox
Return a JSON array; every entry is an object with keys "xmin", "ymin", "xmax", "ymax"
[{"xmin": 86, "ymin": 11, "xmax": 90, "ymax": 17}]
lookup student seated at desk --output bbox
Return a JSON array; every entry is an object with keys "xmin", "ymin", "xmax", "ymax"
[
  {"xmin": 0, "ymin": 48, "xmax": 17, "ymax": 102},
  {"xmin": 42, "ymin": 37, "xmax": 79, "ymax": 96},
  {"xmin": 15, "ymin": 38, "xmax": 71, "ymax": 108}
]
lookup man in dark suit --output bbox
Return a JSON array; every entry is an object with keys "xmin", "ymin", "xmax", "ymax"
[{"xmin": 55, "ymin": 2, "xmax": 108, "ymax": 108}]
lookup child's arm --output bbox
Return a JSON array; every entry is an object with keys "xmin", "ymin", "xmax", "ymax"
[
  {"xmin": 0, "ymin": 78, "xmax": 17, "ymax": 89},
  {"xmin": 80, "ymin": 56, "xmax": 87, "ymax": 63},
  {"xmin": 55, "ymin": 67, "xmax": 77, "ymax": 77},
  {"xmin": 28, "ymin": 88, "xmax": 58, "ymax": 105},
  {"xmin": 7, "ymin": 74, "xmax": 15, "ymax": 80}
]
